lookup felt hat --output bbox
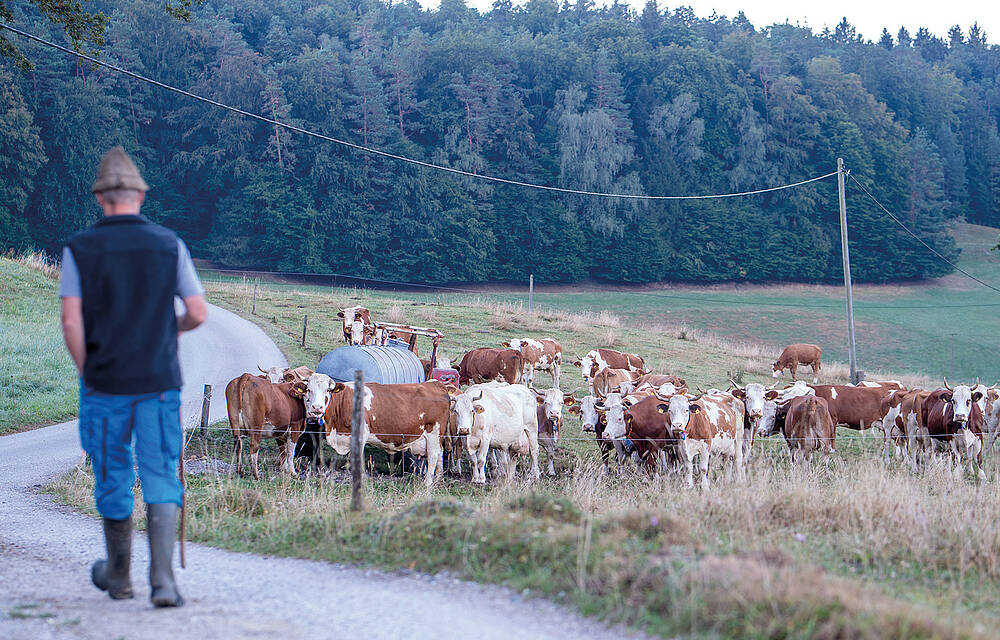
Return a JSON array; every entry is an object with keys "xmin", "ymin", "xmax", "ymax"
[{"xmin": 91, "ymin": 146, "xmax": 149, "ymax": 193}]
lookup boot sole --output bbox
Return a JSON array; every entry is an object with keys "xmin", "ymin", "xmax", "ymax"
[
  {"xmin": 92, "ymin": 560, "xmax": 134, "ymax": 599},
  {"xmin": 151, "ymin": 591, "xmax": 184, "ymax": 608}
]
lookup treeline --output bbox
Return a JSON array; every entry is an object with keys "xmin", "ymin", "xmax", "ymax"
[{"xmin": 2, "ymin": 0, "xmax": 999, "ymax": 283}]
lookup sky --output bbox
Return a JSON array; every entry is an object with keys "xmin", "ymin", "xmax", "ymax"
[{"xmin": 416, "ymin": 0, "xmax": 999, "ymax": 43}]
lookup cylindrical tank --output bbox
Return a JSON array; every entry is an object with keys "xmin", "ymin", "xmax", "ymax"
[{"xmin": 316, "ymin": 341, "xmax": 423, "ymax": 384}]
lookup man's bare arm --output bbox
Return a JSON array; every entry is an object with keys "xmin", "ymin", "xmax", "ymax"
[
  {"xmin": 178, "ymin": 295, "xmax": 207, "ymax": 332},
  {"xmin": 61, "ymin": 297, "xmax": 85, "ymax": 375}
]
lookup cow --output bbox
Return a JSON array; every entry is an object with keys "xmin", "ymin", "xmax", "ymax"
[
  {"xmin": 881, "ymin": 388, "xmax": 932, "ymax": 471},
  {"xmin": 624, "ymin": 390, "xmax": 685, "ymax": 476},
  {"xmin": 456, "ymin": 348, "xmax": 523, "ymax": 386},
  {"xmin": 592, "ymin": 367, "xmax": 641, "ymax": 398},
  {"xmin": 772, "ymin": 344, "xmax": 822, "ymax": 382},
  {"xmin": 501, "ymin": 338, "xmax": 563, "ymax": 387},
  {"xmin": 227, "ymin": 374, "xmax": 307, "ymax": 478},
  {"xmin": 809, "ymin": 384, "xmax": 895, "ymax": 431},
  {"xmin": 922, "ymin": 382, "xmax": 986, "ymax": 480},
  {"xmin": 532, "ymin": 387, "xmax": 576, "ymax": 475},
  {"xmin": 659, "ymin": 392, "xmax": 745, "ymax": 488},
  {"xmin": 573, "ymin": 349, "xmax": 646, "ymax": 387},
  {"xmin": 300, "ymin": 373, "xmax": 451, "ymax": 487},
  {"xmin": 338, "ymin": 306, "xmax": 374, "ymax": 345},
  {"xmin": 730, "ymin": 382, "xmax": 779, "ymax": 461},
  {"xmin": 780, "ymin": 395, "xmax": 836, "ymax": 465},
  {"xmin": 449, "ymin": 382, "xmax": 540, "ymax": 483}
]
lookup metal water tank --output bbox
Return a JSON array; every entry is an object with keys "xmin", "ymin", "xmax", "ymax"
[{"xmin": 316, "ymin": 340, "xmax": 423, "ymax": 384}]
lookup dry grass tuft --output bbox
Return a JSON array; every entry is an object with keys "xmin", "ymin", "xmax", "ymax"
[
  {"xmin": 12, "ymin": 249, "xmax": 60, "ymax": 279},
  {"xmin": 385, "ymin": 304, "xmax": 406, "ymax": 323},
  {"xmin": 598, "ymin": 328, "xmax": 618, "ymax": 348}
]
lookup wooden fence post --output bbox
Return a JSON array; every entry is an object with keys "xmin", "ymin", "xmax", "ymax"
[
  {"xmin": 200, "ymin": 384, "xmax": 212, "ymax": 436},
  {"xmin": 350, "ymin": 369, "xmax": 365, "ymax": 511},
  {"xmin": 301, "ymin": 314, "xmax": 308, "ymax": 347},
  {"xmin": 252, "ymin": 282, "xmax": 257, "ymax": 315}
]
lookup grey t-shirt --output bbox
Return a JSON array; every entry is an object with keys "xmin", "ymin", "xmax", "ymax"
[{"xmin": 59, "ymin": 238, "xmax": 205, "ymax": 299}]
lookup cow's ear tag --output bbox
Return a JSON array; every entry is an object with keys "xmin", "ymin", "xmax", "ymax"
[
  {"xmin": 691, "ymin": 405, "xmax": 701, "ymax": 414},
  {"xmin": 536, "ymin": 396, "xmax": 545, "ymax": 405}
]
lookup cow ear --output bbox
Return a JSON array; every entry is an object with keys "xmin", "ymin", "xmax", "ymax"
[
  {"xmin": 500, "ymin": 341, "xmax": 510, "ymax": 348},
  {"xmin": 765, "ymin": 390, "xmax": 779, "ymax": 400},
  {"xmin": 732, "ymin": 389, "xmax": 745, "ymax": 400},
  {"xmin": 940, "ymin": 392, "xmax": 953, "ymax": 402},
  {"xmin": 473, "ymin": 404, "xmax": 486, "ymax": 414},
  {"xmin": 337, "ymin": 311, "xmax": 345, "ymax": 318},
  {"xmin": 568, "ymin": 405, "xmax": 581, "ymax": 415},
  {"xmin": 690, "ymin": 405, "xmax": 702, "ymax": 414},
  {"xmin": 573, "ymin": 361, "xmax": 582, "ymax": 367},
  {"xmin": 332, "ymin": 383, "xmax": 346, "ymax": 394},
  {"xmin": 656, "ymin": 404, "xmax": 668, "ymax": 413},
  {"xmin": 536, "ymin": 395, "xmax": 545, "ymax": 405},
  {"xmin": 563, "ymin": 396, "xmax": 576, "ymax": 406},
  {"xmin": 973, "ymin": 391, "xmax": 983, "ymax": 403},
  {"xmin": 444, "ymin": 384, "xmax": 461, "ymax": 397}
]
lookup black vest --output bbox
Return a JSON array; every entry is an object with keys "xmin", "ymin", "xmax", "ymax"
[{"xmin": 68, "ymin": 215, "xmax": 182, "ymax": 394}]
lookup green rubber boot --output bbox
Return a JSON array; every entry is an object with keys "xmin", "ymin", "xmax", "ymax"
[
  {"xmin": 91, "ymin": 517, "xmax": 134, "ymax": 599},
  {"xmin": 147, "ymin": 503, "xmax": 184, "ymax": 607}
]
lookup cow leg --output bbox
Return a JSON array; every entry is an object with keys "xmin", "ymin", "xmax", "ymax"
[
  {"xmin": 552, "ymin": 363, "xmax": 561, "ymax": 389},
  {"xmin": 276, "ymin": 434, "xmax": 293, "ymax": 476},
  {"xmin": 527, "ymin": 429, "xmax": 541, "ymax": 481},
  {"xmin": 250, "ymin": 438, "xmax": 262, "ymax": 480},
  {"xmin": 735, "ymin": 436, "xmax": 745, "ymax": 482},
  {"xmin": 476, "ymin": 437, "xmax": 491, "ymax": 484},
  {"xmin": 684, "ymin": 455, "xmax": 694, "ymax": 489},
  {"xmin": 790, "ymin": 363, "xmax": 798, "ymax": 381},
  {"xmin": 811, "ymin": 362, "xmax": 819, "ymax": 384},
  {"xmin": 699, "ymin": 449, "xmax": 711, "ymax": 490},
  {"xmin": 233, "ymin": 436, "xmax": 243, "ymax": 475},
  {"xmin": 881, "ymin": 423, "xmax": 893, "ymax": 467},
  {"xmin": 424, "ymin": 434, "xmax": 442, "ymax": 487},
  {"xmin": 542, "ymin": 436, "xmax": 556, "ymax": 476}
]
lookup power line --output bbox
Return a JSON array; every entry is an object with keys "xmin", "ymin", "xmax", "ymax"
[
  {"xmin": 0, "ymin": 22, "xmax": 838, "ymax": 200},
  {"xmin": 848, "ymin": 173, "xmax": 1000, "ymax": 296}
]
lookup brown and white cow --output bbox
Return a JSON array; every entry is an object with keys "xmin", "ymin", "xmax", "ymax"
[
  {"xmin": 809, "ymin": 384, "xmax": 895, "ymax": 431},
  {"xmin": 591, "ymin": 367, "xmax": 641, "ymax": 398},
  {"xmin": 881, "ymin": 388, "xmax": 931, "ymax": 471},
  {"xmin": 730, "ymin": 382, "xmax": 779, "ymax": 461},
  {"xmin": 227, "ymin": 374, "xmax": 307, "ymax": 478},
  {"xmin": 772, "ymin": 344, "xmax": 822, "ymax": 382},
  {"xmin": 922, "ymin": 382, "xmax": 986, "ymax": 480},
  {"xmin": 501, "ymin": 338, "xmax": 563, "ymax": 387},
  {"xmin": 627, "ymin": 374, "xmax": 687, "ymax": 395},
  {"xmin": 338, "ymin": 306, "xmax": 374, "ymax": 345},
  {"xmin": 532, "ymin": 387, "xmax": 576, "ymax": 475},
  {"xmin": 625, "ymin": 390, "xmax": 685, "ymax": 476},
  {"xmin": 780, "ymin": 395, "xmax": 836, "ymax": 465},
  {"xmin": 301, "ymin": 373, "xmax": 451, "ymax": 486},
  {"xmin": 573, "ymin": 349, "xmax": 646, "ymax": 387},
  {"xmin": 456, "ymin": 348, "xmax": 523, "ymax": 386},
  {"xmin": 570, "ymin": 395, "xmax": 613, "ymax": 468},
  {"xmin": 659, "ymin": 392, "xmax": 745, "ymax": 488}
]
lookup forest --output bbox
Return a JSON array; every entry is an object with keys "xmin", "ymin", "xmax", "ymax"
[{"xmin": 1, "ymin": 0, "xmax": 998, "ymax": 284}]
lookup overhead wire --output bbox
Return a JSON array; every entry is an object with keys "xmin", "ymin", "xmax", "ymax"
[{"xmin": 0, "ymin": 22, "xmax": 837, "ymax": 201}]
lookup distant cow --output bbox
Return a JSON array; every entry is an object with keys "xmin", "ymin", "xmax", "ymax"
[
  {"xmin": 570, "ymin": 395, "xmax": 613, "ymax": 468},
  {"xmin": 781, "ymin": 395, "xmax": 836, "ymax": 464},
  {"xmin": 573, "ymin": 349, "xmax": 645, "ymax": 386},
  {"xmin": 660, "ymin": 392, "xmax": 745, "ymax": 488},
  {"xmin": 730, "ymin": 382, "xmax": 779, "ymax": 461},
  {"xmin": 301, "ymin": 374, "xmax": 451, "ymax": 486},
  {"xmin": 501, "ymin": 338, "xmax": 563, "ymax": 387},
  {"xmin": 456, "ymin": 348, "xmax": 523, "ymax": 386},
  {"xmin": 772, "ymin": 344, "xmax": 822, "ymax": 382},
  {"xmin": 338, "ymin": 306, "xmax": 374, "ymax": 345},
  {"xmin": 592, "ymin": 367, "xmax": 641, "ymax": 398},
  {"xmin": 450, "ymin": 382, "xmax": 540, "ymax": 483},
  {"xmin": 227, "ymin": 374, "xmax": 307, "ymax": 478},
  {"xmin": 532, "ymin": 387, "xmax": 575, "ymax": 475},
  {"xmin": 810, "ymin": 384, "xmax": 894, "ymax": 431}
]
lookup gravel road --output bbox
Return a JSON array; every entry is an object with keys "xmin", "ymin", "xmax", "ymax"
[{"xmin": 0, "ymin": 304, "xmax": 642, "ymax": 640}]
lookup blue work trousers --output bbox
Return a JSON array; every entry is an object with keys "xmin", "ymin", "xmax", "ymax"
[{"xmin": 78, "ymin": 381, "xmax": 184, "ymax": 519}]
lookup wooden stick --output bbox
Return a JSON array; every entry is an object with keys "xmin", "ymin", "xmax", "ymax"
[{"xmin": 350, "ymin": 370, "xmax": 365, "ymax": 511}]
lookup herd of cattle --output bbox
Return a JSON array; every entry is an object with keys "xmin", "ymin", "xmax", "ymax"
[{"xmin": 223, "ymin": 307, "xmax": 1000, "ymax": 488}]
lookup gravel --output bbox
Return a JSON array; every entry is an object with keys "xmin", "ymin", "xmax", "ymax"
[{"xmin": 0, "ymin": 304, "xmax": 643, "ymax": 640}]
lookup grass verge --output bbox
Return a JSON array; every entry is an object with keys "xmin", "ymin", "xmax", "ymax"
[{"xmin": 1, "ymin": 255, "xmax": 77, "ymax": 434}]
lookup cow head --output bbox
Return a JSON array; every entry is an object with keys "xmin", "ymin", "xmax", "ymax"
[
  {"xmin": 598, "ymin": 393, "xmax": 627, "ymax": 441},
  {"xmin": 257, "ymin": 365, "xmax": 286, "ymax": 384},
  {"xmin": 348, "ymin": 319, "xmax": 366, "ymax": 345},
  {"xmin": 574, "ymin": 351, "xmax": 601, "ymax": 383},
  {"xmin": 302, "ymin": 373, "xmax": 342, "ymax": 419},
  {"xmin": 771, "ymin": 361, "xmax": 783, "ymax": 377},
  {"xmin": 660, "ymin": 395, "xmax": 699, "ymax": 439},
  {"xmin": 730, "ymin": 382, "xmax": 778, "ymax": 425},
  {"xmin": 282, "ymin": 366, "xmax": 313, "ymax": 384},
  {"xmin": 942, "ymin": 379, "xmax": 980, "ymax": 425},
  {"xmin": 452, "ymin": 389, "xmax": 485, "ymax": 435},
  {"xmin": 755, "ymin": 400, "xmax": 782, "ymax": 438},
  {"xmin": 570, "ymin": 395, "xmax": 600, "ymax": 432}
]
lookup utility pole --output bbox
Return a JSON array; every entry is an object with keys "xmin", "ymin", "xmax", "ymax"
[{"xmin": 837, "ymin": 157, "xmax": 860, "ymax": 384}]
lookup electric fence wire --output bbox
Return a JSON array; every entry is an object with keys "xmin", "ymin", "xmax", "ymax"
[{"xmin": 0, "ymin": 22, "xmax": 837, "ymax": 201}]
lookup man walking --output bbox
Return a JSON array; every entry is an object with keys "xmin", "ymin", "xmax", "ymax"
[{"xmin": 60, "ymin": 147, "xmax": 207, "ymax": 607}]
